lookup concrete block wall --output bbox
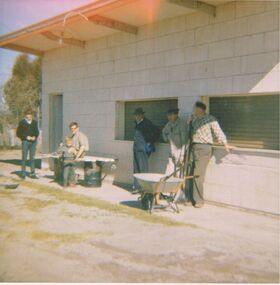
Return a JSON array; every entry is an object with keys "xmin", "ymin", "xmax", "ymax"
[{"xmin": 42, "ymin": 0, "xmax": 279, "ymax": 214}]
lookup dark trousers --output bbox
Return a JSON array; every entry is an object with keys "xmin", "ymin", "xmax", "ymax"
[
  {"xmin": 133, "ymin": 150, "xmax": 149, "ymax": 188},
  {"xmin": 189, "ymin": 144, "xmax": 212, "ymax": 204},
  {"xmin": 63, "ymin": 162, "xmax": 76, "ymax": 186},
  {"xmin": 21, "ymin": 140, "xmax": 37, "ymax": 174}
]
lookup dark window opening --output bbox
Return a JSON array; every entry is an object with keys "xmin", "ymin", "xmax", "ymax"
[
  {"xmin": 124, "ymin": 99, "xmax": 178, "ymax": 142},
  {"xmin": 210, "ymin": 95, "xmax": 279, "ymax": 150}
]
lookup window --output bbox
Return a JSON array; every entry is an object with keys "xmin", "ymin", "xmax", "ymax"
[
  {"xmin": 116, "ymin": 98, "xmax": 178, "ymax": 141},
  {"xmin": 209, "ymin": 94, "xmax": 279, "ymax": 150}
]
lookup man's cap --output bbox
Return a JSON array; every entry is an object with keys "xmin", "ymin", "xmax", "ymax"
[
  {"xmin": 195, "ymin": 101, "xmax": 206, "ymax": 110},
  {"xmin": 133, "ymin": 107, "xmax": 145, "ymax": 115},
  {"xmin": 167, "ymin": 108, "xmax": 180, "ymax": 114}
]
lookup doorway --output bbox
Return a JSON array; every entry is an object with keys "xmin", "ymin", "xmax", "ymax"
[{"xmin": 49, "ymin": 94, "xmax": 63, "ymax": 152}]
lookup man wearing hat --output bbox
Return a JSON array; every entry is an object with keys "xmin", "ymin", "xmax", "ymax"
[
  {"xmin": 187, "ymin": 101, "xmax": 234, "ymax": 208},
  {"xmin": 133, "ymin": 107, "xmax": 160, "ymax": 193},
  {"xmin": 162, "ymin": 108, "xmax": 187, "ymax": 177}
]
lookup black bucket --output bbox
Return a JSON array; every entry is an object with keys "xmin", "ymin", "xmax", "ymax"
[
  {"xmin": 54, "ymin": 157, "xmax": 64, "ymax": 182},
  {"xmin": 84, "ymin": 161, "xmax": 104, "ymax": 187}
]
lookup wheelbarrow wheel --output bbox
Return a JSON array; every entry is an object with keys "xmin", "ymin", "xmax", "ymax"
[{"xmin": 141, "ymin": 193, "xmax": 154, "ymax": 211}]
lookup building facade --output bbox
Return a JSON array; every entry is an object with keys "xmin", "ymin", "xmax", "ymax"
[{"xmin": 1, "ymin": 0, "xmax": 279, "ymax": 214}]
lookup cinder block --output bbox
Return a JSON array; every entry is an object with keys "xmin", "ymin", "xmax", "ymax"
[
  {"xmin": 88, "ymin": 76, "xmax": 103, "ymax": 90},
  {"xmin": 164, "ymin": 48, "xmax": 185, "ymax": 66},
  {"xmin": 264, "ymin": 31, "xmax": 279, "ymax": 52},
  {"xmin": 166, "ymin": 81, "xmax": 185, "ymax": 98},
  {"xmin": 232, "ymin": 73, "xmax": 265, "ymax": 93},
  {"xmin": 209, "ymin": 39, "xmax": 234, "ymax": 60},
  {"xmin": 87, "ymin": 63, "xmax": 100, "ymax": 76},
  {"xmin": 114, "ymin": 43, "xmax": 136, "ymax": 59},
  {"xmin": 97, "ymin": 48, "xmax": 114, "ymax": 63},
  {"xmin": 247, "ymin": 10, "xmax": 279, "ymax": 34},
  {"xmin": 205, "ymin": 76, "xmax": 233, "ymax": 94},
  {"xmin": 234, "ymin": 34, "xmax": 265, "ymax": 56},
  {"xmin": 183, "ymin": 30, "xmax": 195, "ymax": 47},
  {"xmin": 168, "ymin": 64, "xmax": 188, "ymax": 82},
  {"xmin": 136, "ymin": 39, "xmax": 155, "ymax": 55},
  {"xmin": 154, "ymin": 35, "xmax": 171, "ymax": 52},
  {"xmin": 195, "ymin": 25, "xmax": 216, "ymax": 45},
  {"xmin": 214, "ymin": 19, "xmax": 242, "ymax": 41},
  {"xmin": 114, "ymin": 58, "xmax": 130, "ymax": 73},
  {"xmin": 102, "ymin": 74, "xmax": 115, "ymax": 88},
  {"xmin": 85, "ymin": 51, "xmax": 98, "ymax": 64},
  {"xmin": 190, "ymin": 61, "xmax": 214, "ymax": 79},
  {"xmin": 148, "ymin": 67, "xmax": 168, "ymax": 83},
  {"xmin": 185, "ymin": 44, "xmax": 208, "ymax": 63},
  {"xmin": 129, "ymin": 55, "xmax": 146, "ymax": 71},
  {"xmin": 131, "ymin": 70, "xmax": 149, "ymax": 85},
  {"xmin": 100, "ymin": 61, "xmax": 114, "ymax": 75},
  {"xmin": 114, "ymin": 72, "xmax": 132, "ymax": 87},
  {"xmin": 169, "ymin": 31, "xmax": 186, "ymax": 49},
  {"xmin": 241, "ymin": 52, "xmax": 279, "ymax": 74},
  {"xmin": 214, "ymin": 57, "xmax": 241, "ymax": 77},
  {"xmin": 126, "ymin": 85, "xmax": 146, "ymax": 100},
  {"xmin": 154, "ymin": 20, "xmax": 167, "ymax": 38},
  {"xmin": 146, "ymin": 52, "xmax": 166, "ymax": 68}
]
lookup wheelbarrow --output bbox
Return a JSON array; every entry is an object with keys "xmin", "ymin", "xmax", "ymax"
[{"xmin": 133, "ymin": 173, "xmax": 197, "ymax": 214}]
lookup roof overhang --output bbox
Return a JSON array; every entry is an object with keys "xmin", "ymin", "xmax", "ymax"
[{"xmin": 0, "ymin": 0, "xmax": 233, "ymax": 56}]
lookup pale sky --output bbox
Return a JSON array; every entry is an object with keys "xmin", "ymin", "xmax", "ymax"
[{"xmin": 0, "ymin": 0, "xmax": 94, "ymax": 109}]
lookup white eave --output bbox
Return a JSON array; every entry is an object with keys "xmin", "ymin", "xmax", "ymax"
[{"xmin": 0, "ymin": 0, "xmax": 233, "ymax": 56}]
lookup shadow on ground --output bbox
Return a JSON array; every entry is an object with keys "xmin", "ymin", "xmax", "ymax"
[
  {"xmin": 0, "ymin": 159, "xmax": 41, "ymax": 169},
  {"xmin": 120, "ymin": 200, "xmax": 143, "ymax": 210}
]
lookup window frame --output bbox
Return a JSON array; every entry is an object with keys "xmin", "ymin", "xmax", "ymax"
[
  {"xmin": 202, "ymin": 92, "xmax": 279, "ymax": 151},
  {"xmin": 115, "ymin": 97, "xmax": 178, "ymax": 142}
]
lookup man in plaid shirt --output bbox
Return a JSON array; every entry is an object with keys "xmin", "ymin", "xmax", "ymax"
[{"xmin": 188, "ymin": 101, "xmax": 234, "ymax": 208}]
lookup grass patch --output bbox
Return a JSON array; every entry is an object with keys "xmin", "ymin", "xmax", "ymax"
[
  {"xmin": 23, "ymin": 197, "xmax": 57, "ymax": 212},
  {"xmin": 31, "ymin": 230, "xmax": 92, "ymax": 244},
  {"xmin": 16, "ymin": 179, "xmax": 191, "ymax": 227}
]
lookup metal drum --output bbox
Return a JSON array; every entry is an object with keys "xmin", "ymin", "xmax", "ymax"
[{"xmin": 84, "ymin": 161, "xmax": 103, "ymax": 187}]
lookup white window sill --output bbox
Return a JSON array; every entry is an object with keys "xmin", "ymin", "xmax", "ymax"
[{"xmin": 212, "ymin": 145, "xmax": 279, "ymax": 155}]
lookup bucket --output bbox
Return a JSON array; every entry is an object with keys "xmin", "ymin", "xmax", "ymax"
[
  {"xmin": 54, "ymin": 157, "xmax": 64, "ymax": 182},
  {"xmin": 84, "ymin": 161, "xmax": 104, "ymax": 187}
]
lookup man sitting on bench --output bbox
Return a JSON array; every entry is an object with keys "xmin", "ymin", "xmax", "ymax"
[{"xmin": 69, "ymin": 122, "xmax": 89, "ymax": 159}]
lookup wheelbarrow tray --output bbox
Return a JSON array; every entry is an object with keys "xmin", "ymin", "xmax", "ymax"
[{"xmin": 133, "ymin": 173, "xmax": 183, "ymax": 194}]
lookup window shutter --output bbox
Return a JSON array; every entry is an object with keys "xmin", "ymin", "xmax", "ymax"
[
  {"xmin": 210, "ymin": 95, "xmax": 279, "ymax": 150},
  {"xmin": 124, "ymin": 99, "xmax": 178, "ymax": 141}
]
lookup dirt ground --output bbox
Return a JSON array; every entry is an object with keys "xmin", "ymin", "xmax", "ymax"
[{"xmin": 0, "ymin": 150, "xmax": 279, "ymax": 282}]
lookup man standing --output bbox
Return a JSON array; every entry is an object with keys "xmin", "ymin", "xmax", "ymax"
[
  {"xmin": 188, "ymin": 101, "xmax": 234, "ymax": 208},
  {"xmin": 69, "ymin": 122, "xmax": 89, "ymax": 159},
  {"xmin": 16, "ymin": 109, "xmax": 40, "ymax": 179},
  {"xmin": 162, "ymin": 108, "xmax": 187, "ymax": 177},
  {"xmin": 133, "ymin": 107, "xmax": 160, "ymax": 193}
]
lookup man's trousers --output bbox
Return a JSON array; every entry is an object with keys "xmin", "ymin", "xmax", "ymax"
[
  {"xmin": 21, "ymin": 140, "xmax": 37, "ymax": 175},
  {"xmin": 133, "ymin": 150, "xmax": 149, "ymax": 188},
  {"xmin": 189, "ymin": 143, "xmax": 212, "ymax": 204}
]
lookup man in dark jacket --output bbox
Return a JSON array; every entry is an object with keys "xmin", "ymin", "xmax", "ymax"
[
  {"xmin": 16, "ymin": 109, "xmax": 40, "ymax": 179},
  {"xmin": 132, "ymin": 107, "xmax": 160, "ymax": 193}
]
